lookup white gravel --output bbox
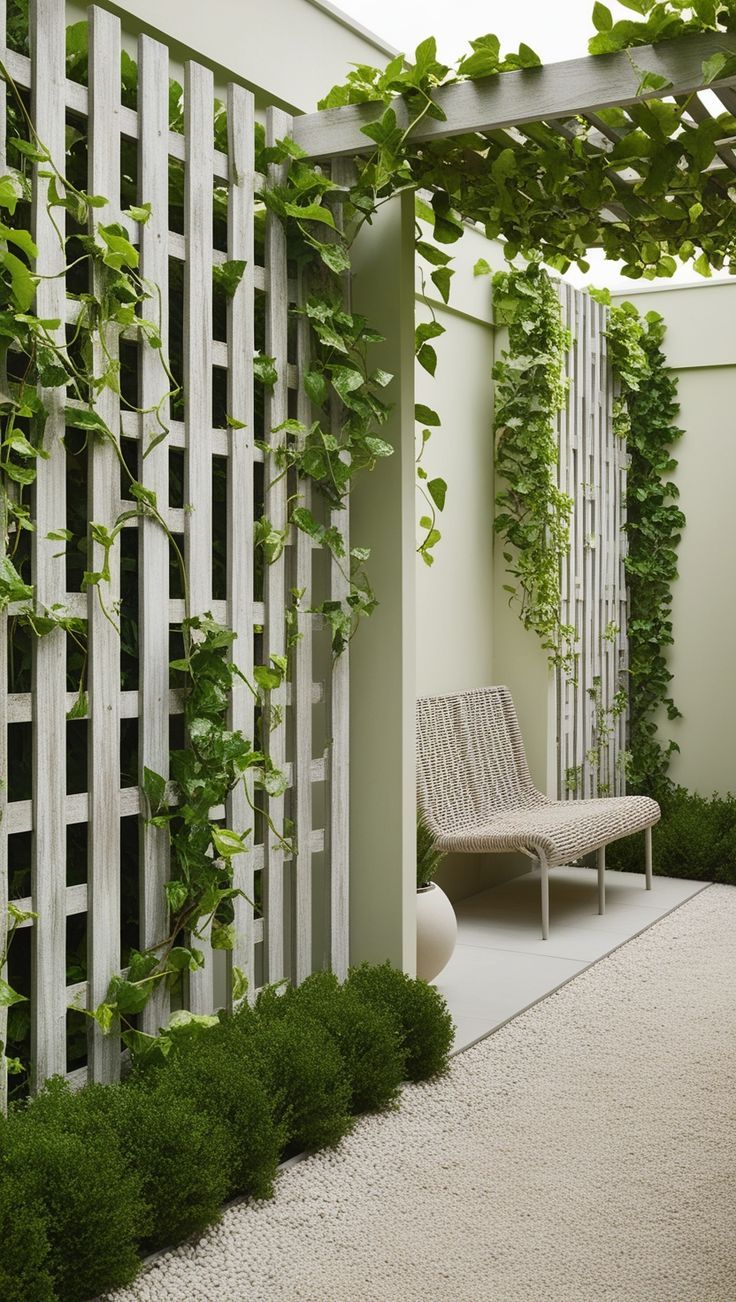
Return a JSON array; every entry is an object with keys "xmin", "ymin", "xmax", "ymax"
[{"xmin": 109, "ymin": 884, "xmax": 736, "ymax": 1302}]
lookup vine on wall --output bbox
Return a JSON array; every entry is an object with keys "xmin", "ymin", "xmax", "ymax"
[{"xmin": 490, "ymin": 263, "xmax": 575, "ymax": 671}]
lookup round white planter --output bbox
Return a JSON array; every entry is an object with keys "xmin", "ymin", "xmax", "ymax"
[{"xmin": 416, "ymin": 882, "xmax": 457, "ymax": 983}]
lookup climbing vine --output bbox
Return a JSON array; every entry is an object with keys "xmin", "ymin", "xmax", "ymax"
[
  {"xmin": 490, "ymin": 263, "xmax": 575, "ymax": 671},
  {"xmin": 611, "ymin": 302, "xmax": 685, "ymax": 797}
]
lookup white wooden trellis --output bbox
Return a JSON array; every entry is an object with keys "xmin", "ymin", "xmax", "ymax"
[
  {"xmin": 554, "ymin": 282, "xmax": 628, "ymax": 801},
  {"xmin": 1, "ymin": 0, "xmax": 349, "ymax": 1097}
]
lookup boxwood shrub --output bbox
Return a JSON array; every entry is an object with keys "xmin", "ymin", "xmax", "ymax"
[
  {"xmin": 75, "ymin": 1077, "xmax": 231, "ymax": 1250},
  {"xmin": 2, "ymin": 1078, "xmax": 144, "ymax": 1302},
  {"xmin": 0, "ymin": 962, "xmax": 456, "ymax": 1300},
  {"xmin": 346, "ymin": 961, "xmax": 455, "ymax": 1082},
  {"xmin": 257, "ymin": 970, "xmax": 406, "ymax": 1114},
  {"xmin": 221, "ymin": 1002, "xmax": 354, "ymax": 1152},
  {"xmin": 604, "ymin": 787, "xmax": 736, "ymax": 884}
]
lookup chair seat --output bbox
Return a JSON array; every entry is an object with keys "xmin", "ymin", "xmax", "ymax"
[{"xmin": 436, "ymin": 795, "xmax": 660, "ymax": 867}]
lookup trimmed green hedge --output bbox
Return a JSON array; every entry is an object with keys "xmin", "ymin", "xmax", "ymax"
[
  {"xmin": 604, "ymin": 787, "xmax": 736, "ymax": 884},
  {"xmin": 0, "ymin": 964, "xmax": 454, "ymax": 1301}
]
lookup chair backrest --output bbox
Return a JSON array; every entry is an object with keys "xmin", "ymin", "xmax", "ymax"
[{"xmin": 416, "ymin": 686, "xmax": 544, "ymax": 837}]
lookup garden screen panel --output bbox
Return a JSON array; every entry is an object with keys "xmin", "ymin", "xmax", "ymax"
[{"xmin": 0, "ymin": 0, "xmax": 348, "ymax": 1104}]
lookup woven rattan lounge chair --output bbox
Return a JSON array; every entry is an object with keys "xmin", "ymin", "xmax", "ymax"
[{"xmin": 416, "ymin": 686, "xmax": 660, "ymax": 940}]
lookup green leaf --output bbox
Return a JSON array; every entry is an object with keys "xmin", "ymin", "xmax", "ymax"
[
  {"xmin": 0, "ymin": 556, "xmax": 33, "ymax": 608},
  {"xmin": 130, "ymin": 481, "xmax": 158, "ymax": 511},
  {"xmin": 0, "ymin": 172, "xmax": 26, "ymax": 215},
  {"xmin": 226, "ymin": 414, "xmax": 247, "ymax": 430},
  {"xmin": 330, "ymin": 365, "xmax": 364, "ymax": 401},
  {"xmin": 98, "ymin": 223, "xmax": 139, "ymax": 271},
  {"xmin": 9, "ymin": 137, "xmax": 50, "ymax": 163},
  {"xmin": 592, "ymin": 2, "xmax": 613, "ymax": 32},
  {"xmin": 284, "ymin": 201, "xmax": 336, "ymax": 228},
  {"xmin": 231, "ymin": 966, "xmax": 248, "ymax": 1002},
  {"xmin": 416, "ymin": 343, "xmax": 437, "ymax": 375},
  {"xmin": 64, "ymin": 406, "xmax": 115, "ymax": 439},
  {"xmin": 1, "ymin": 251, "xmax": 37, "ymax": 312},
  {"xmin": 107, "ymin": 975, "xmax": 151, "ymax": 1015},
  {"xmin": 143, "ymin": 765, "xmax": 167, "ymax": 814},
  {"xmin": 304, "ymin": 368, "xmax": 328, "ymax": 406},
  {"xmin": 427, "ymin": 477, "xmax": 447, "ymax": 511},
  {"xmin": 431, "ymin": 267, "xmax": 454, "ymax": 303},
  {"xmin": 693, "ymin": 251, "xmax": 712, "ymax": 278},
  {"xmin": 211, "ymin": 922, "xmax": 236, "ymax": 950},
  {"xmin": 415, "ymin": 403, "xmax": 441, "ymax": 427},
  {"xmin": 90, "ymin": 1002, "xmax": 115, "ymax": 1034},
  {"xmin": 254, "ymin": 353, "xmax": 278, "ymax": 387},
  {"xmin": 0, "ymin": 978, "xmax": 26, "ymax": 1008},
  {"xmin": 415, "ymin": 240, "xmax": 451, "ymax": 267},
  {"xmin": 474, "ymin": 258, "xmax": 492, "ymax": 277},
  {"xmin": 211, "ymin": 825, "xmax": 249, "ymax": 858},
  {"xmin": 124, "ymin": 201, "xmax": 152, "ymax": 224},
  {"xmin": 165, "ymin": 880, "xmax": 189, "ymax": 914},
  {"xmin": 213, "ymin": 258, "xmax": 247, "ymax": 297},
  {"xmin": 66, "ymin": 689, "xmax": 88, "ymax": 720}
]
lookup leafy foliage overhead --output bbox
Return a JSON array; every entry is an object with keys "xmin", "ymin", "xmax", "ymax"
[{"xmin": 321, "ymin": 2, "xmax": 736, "ymax": 281}]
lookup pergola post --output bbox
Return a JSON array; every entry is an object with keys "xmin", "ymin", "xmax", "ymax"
[{"xmin": 348, "ymin": 191, "xmax": 417, "ymax": 971}]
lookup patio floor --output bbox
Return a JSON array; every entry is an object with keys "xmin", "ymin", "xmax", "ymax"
[{"xmin": 436, "ymin": 866, "xmax": 708, "ymax": 1052}]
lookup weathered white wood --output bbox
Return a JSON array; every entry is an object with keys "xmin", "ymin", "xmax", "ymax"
[
  {"xmin": 183, "ymin": 59, "xmax": 215, "ymax": 1013},
  {"xmin": 138, "ymin": 33, "xmax": 171, "ymax": 1035},
  {"xmin": 30, "ymin": 0, "xmax": 69, "ymax": 1088},
  {"xmin": 294, "ymin": 32, "xmax": 736, "ymax": 159},
  {"xmin": 292, "ymin": 266, "xmax": 314, "ymax": 984},
  {"xmin": 226, "ymin": 81, "xmax": 256, "ymax": 1006},
  {"xmin": 263, "ymin": 106, "xmax": 291, "ymax": 984},
  {"xmin": 87, "ymin": 4, "xmax": 122, "ymax": 1083},
  {"xmin": 327, "ymin": 159, "xmax": 351, "ymax": 980},
  {"xmin": 555, "ymin": 285, "xmax": 628, "ymax": 801}
]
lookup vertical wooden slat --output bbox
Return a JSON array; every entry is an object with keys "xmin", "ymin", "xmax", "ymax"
[
  {"xmin": 88, "ymin": 4, "xmax": 122, "ymax": 1082},
  {"xmin": 293, "ymin": 266, "xmax": 314, "ymax": 985},
  {"xmin": 263, "ymin": 106, "xmax": 291, "ymax": 985},
  {"xmin": 0, "ymin": 0, "xmax": 8, "ymax": 1111},
  {"xmin": 30, "ymin": 0, "xmax": 68, "ymax": 1087},
  {"xmin": 184, "ymin": 60, "xmax": 215, "ymax": 1013},
  {"xmin": 327, "ymin": 159, "xmax": 351, "ymax": 979},
  {"xmin": 226, "ymin": 82, "xmax": 256, "ymax": 1004},
  {"xmin": 138, "ymin": 33, "xmax": 170, "ymax": 1035}
]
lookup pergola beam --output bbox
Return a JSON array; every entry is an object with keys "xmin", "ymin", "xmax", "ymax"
[{"xmin": 293, "ymin": 31, "xmax": 736, "ymax": 160}]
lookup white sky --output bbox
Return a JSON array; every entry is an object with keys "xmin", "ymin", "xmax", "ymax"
[{"xmin": 331, "ymin": 0, "xmax": 731, "ymax": 290}]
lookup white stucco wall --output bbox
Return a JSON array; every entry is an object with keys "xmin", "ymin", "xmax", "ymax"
[{"xmin": 611, "ymin": 281, "xmax": 736, "ymax": 797}]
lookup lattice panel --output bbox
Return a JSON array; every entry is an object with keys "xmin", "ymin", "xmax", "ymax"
[
  {"xmin": 555, "ymin": 282, "xmax": 628, "ymax": 801},
  {"xmin": 0, "ymin": 0, "xmax": 348, "ymax": 1102}
]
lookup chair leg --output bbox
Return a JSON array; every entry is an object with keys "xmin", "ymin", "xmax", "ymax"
[
  {"xmin": 645, "ymin": 825, "xmax": 653, "ymax": 891},
  {"xmin": 540, "ymin": 853, "xmax": 549, "ymax": 941},
  {"xmin": 597, "ymin": 845, "xmax": 606, "ymax": 915}
]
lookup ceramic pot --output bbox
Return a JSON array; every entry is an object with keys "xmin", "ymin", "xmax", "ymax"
[{"xmin": 416, "ymin": 882, "xmax": 457, "ymax": 982}]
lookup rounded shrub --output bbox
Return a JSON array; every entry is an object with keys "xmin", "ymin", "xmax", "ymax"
[
  {"xmin": 158, "ymin": 1025, "xmax": 283, "ymax": 1198},
  {"xmin": 4, "ymin": 1077, "xmax": 144, "ymax": 1302},
  {"xmin": 77, "ymin": 1077, "xmax": 231, "ymax": 1251},
  {"xmin": 346, "ymin": 961, "xmax": 455, "ymax": 1082},
  {"xmin": 225, "ymin": 1000, "xmax": 353, "ymax": 1152},
  {"xmin": 0, "ymin": 1129, "xmax": 54, "ymax": 1302},
  {"xmin": 261, "ymin": 970, "xmax": 405, "ymax": 1114}
]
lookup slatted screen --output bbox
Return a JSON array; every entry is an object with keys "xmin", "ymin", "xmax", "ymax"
[
  {"xmin": 1, "ymin": 0, "xmax": 348, "ymax": 1104},
  {"xmin": 555, "ymin": 282, "xmax": 628, "ymax": 801}
]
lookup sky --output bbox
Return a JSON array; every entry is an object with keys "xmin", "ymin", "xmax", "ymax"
[{"xmin": 330, "ymin": 0, "xmax": 729, "ymax": 289}]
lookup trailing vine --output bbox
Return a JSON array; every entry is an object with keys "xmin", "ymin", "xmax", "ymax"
[
  {"xmin": 610, "ymin": 302, "xmax": 685, "ymax": 797},
  {"xmin": 489, "ymin": 263, "xmax": 575, "ymax": 671}
]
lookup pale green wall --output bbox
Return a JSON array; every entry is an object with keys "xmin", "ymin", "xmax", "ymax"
[{"xmin": 612, "ymin": 281, "xmax": 736, "ymax": 796}]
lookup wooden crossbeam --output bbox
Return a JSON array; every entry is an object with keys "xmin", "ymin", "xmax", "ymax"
[{"xmin": 293, "ymin": 31, "xmax": 736, "ymax": 159}]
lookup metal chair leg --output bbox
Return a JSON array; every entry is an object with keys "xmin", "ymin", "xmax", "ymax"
[
  {"xmin": 597, "ymin": 845, "xmax": 606, "ymax": 915},
  {"xmin": 540, "ymin": 853, "xmax": 549, "ymax": 940},
  {"xmin": 645, "ymin": 825, "xmax": 653, "ymax": 890}
]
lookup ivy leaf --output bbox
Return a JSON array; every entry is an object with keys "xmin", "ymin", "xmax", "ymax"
[
  {"xmin": 592, "ymin": 3, "xmax": 613, "ymax": 32},
  {"xmin": 415, "ymin": 240, "xmax": 451, "ymax": 267},
  {"xmin": 165, "ymin": 880, "xmax": 190, "ymax": 913},
  {"xmin": 64, "ymin": 406, "xmax": 115, "ymax": 439},
  {"xmin": 98, "ymin": 223, "xmax": 139, "ymax": 271},
  {"xmin": 0, "ymin": 556, "xmax": 33, "ymax": 608},
  {"xmin": 1, "ymin": 251, "xmax": 37, "ymax": 312},
  {"xmin": 211, "ymin": 826, "xmax": 249, "ymax": 858},
  {"xmin": 90, "ymin": 1002, "xmax": 115, "ymax": 1034},
  {"xmin": 9, "ymin": 137, "xmax": 50, "ymax": 163},
  {"xmin": 304, "ymin": 368, "xmax": 328, "ymax": 406},
  {"xmin": 330, "ymin": 365, "xmax": 364, "ymax": 401},
  {"xmin": 211, "ymin": 922, "xmax": 236, "ymax": 950},
  {"xmin": 213, "ymin": 258, "xmax": 247, "ymax": 297},
  {"xmin": 317, "ymin": 241, "xmax": 351, "ymax": 275},
  {"xmin": 143, "ymin": 765, "xmax": 167, "ymax": 815},
  {"xmin": 124, "ymin": 202, "xmax": 152, "ymax": 224},
  {"xmin": 107, "ymin": 974, "xmax": 151, "ymax": 1015},
  {"xmin": 130, "ymin": 481, "xmax": 158, "ymax": 511},
  {"xmin": 226, "ymin": 414, "xmax": 247, "ymax": 430},
  {"xmin": 415, "ymin": 403, "xmax": 441, "ymax": 426},
  {"xmin": 0, "ymin": 171, "xmax": 26, "ymax": 215},
  {"xmin": 431, "ymin": 267, "xmax": 454, "ymax": 303},
  {"xmin": 66, "ymin": 689, "xmax": 88, "ymax": 721},
  {"xmin": 427, "ymin": 477, "xmax": 447, "ymax": 511},
  {"xmin": 231, "ymin": 966, "xmax": 248, "ymax": 1002},
  {"xmin": 253, "ymin": 353, "xmax": 278, "ymax": 387},
  {"xmin": 0, "ymin": 978, "xmax": 26, "ymax": 1008},
  {"xmin": 283, "ymin": 201, "xmax": 336, "ymax": 228},
  {"xmin": 417, "ymin": 344, "xmax": 437, "ymax": 375}
]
